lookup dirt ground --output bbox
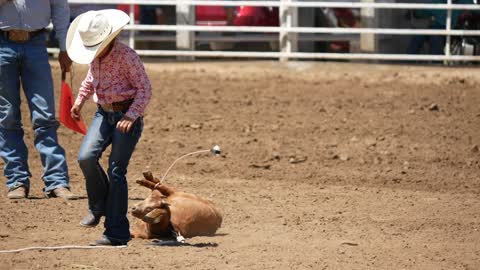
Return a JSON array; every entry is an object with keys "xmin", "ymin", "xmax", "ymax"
[{"xmin": 0, "ymin": 60, "xmax": 479, "ymax": 270}]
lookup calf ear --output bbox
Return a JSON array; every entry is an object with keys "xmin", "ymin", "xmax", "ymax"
[{"xmin": 143, "ymin": 208, "xmax": 166, "ymax": 224}]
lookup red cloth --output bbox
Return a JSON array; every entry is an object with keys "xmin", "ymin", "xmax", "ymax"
[{"xmin": 60, "ymin": 80, "xmax": 87, "ymax": 135}]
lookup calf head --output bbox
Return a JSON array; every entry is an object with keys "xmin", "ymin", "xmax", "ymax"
[{"xmin": 131, "ymin": 190, "xmax": 171, "ymax": 226}]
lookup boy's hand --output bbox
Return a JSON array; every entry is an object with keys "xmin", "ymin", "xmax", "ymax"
[
  {"xmin": 117, "ymin": 116, "xmax": 135, "ymax": 133},
  {"xmin": 71, "ymin": 104, "xmax": 82, "ymax": 121}
]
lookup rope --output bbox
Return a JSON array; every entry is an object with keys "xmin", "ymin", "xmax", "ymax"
[
  {"xmin": 0, "ymin": 245, "xmax": 126, "ymax": 254},
  {"xmin": 158, "ymin": 145, "xmax": 220, "ymax": 184},
  {"xmin": 159, "ymin": 149, "xmax": 211, "ymax": 184}
]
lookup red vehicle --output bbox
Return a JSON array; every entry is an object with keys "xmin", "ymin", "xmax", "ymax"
[
  {"xmin": 234, "ymin": 7, "xmax": 279, "ymax": 26},
  {"xmin": 195, "ymin": 6, "xmax": 280, "ymax": 50},
  {"xmin": 196, "ymin": 6, "xmax": 229, "ymax": 26},
  {"xmin": 196, "ymin": 6, "xmax": 279, "ymax": 26}
]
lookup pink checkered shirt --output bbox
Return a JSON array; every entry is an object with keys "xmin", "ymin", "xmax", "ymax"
[{"xmin": 74, "ymin": 40, "xmax": 152, "ymax": 120}]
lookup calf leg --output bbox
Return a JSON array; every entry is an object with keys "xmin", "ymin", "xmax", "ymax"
[
  {"xmin": 130, "ymin": 221, "xmax": 150, "ymax": 239},
  {"xmin": 136, "ymin": 178, "xmax": 175, "ymax": 196},
  {"xmin": 142, "ymin": 171, "xmax": 159, "ymax": 183}
]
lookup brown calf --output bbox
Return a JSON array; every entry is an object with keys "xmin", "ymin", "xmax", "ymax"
[{"xmin": 130, "ymin": 171, "xmax": 223, "ymax": 239}]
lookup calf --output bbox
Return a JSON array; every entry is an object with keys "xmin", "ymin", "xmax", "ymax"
[{"xmin": 130, "ymin": 171, "xmax": 223, "ymax": 239}]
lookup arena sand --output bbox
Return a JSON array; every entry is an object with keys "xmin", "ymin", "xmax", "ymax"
[{"xmin": 0, "ymin": 61, "xmax": 479, "ymax": 270}]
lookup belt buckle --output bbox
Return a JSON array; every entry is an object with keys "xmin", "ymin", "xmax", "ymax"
[
  {"xmin": 102, "ymin": 103, "xmax": 114, "ymax": 112},
  {"xmin": 8, "ymin": 30, "xmax": 29, "ymax": 43}
]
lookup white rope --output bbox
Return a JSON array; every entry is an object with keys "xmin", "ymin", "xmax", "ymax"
[
  {"xmin": 0, "ymin": 245, "xmax": 126, "ymax": 254},
  {"xmin": 160, "ymin": 149, "xmax": 211, "ymax": 184},
  {"xmin": 159, "ymin": 145, "xmax": 221, "ymax": 184}
]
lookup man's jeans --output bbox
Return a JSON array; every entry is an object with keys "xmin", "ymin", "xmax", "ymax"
[
  {"xmin": 0, "ymin": 33, "xmax": 70, "ymax": 193},
  {"xmin": 407, "ymin": 35, "xmax": 446, "ymax": 55},
  {"xmin": 78, "ymin": 108, "xmax": 143, "ymax": 242}
]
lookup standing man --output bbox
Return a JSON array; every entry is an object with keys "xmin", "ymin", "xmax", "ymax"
[
  {"xmin": 0, "ymin": 0, "xmax": 77, "ymax": 200},
  {"xmin": 407, "ymin": 0, "xmax": 475, "ymax": 55}
]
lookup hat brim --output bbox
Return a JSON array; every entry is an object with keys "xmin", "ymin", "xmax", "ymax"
[{"xmin": 66, "ymin": 9, "xmax": 130, "ymax": 64}]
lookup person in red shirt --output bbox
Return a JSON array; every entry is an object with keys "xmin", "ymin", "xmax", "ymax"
[{"xmin": 66, "ymin": 9, "xmax": 152, "ymax": 246}]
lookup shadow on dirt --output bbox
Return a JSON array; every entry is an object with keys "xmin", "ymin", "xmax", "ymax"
[
  {"xmin": 128, "ymin": 197, "xmax": 146, "ymax": 201},
  {"xmin": 148, "ymin": 240, "xmax": 219, "ymax": 248},
  {"xmin": 27, "ymin": 195, "xmax": 88, "ymax": 200}
]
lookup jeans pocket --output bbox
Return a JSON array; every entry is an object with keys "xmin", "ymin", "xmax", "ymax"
[{"xmin": 130, "ymin": 117, "xmax": 144, "ymax": 138}]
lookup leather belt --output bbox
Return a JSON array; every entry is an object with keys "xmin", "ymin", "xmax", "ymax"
[
  {"xmin": 98, "ymin": 99, "xmax": 134, "ymax": 112},
  {"xmin": 1, "ymin": 29, "xmax": 45, "ymax": 43}
]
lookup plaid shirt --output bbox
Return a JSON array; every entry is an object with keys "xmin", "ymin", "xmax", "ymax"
[{"xmin": 75, "ymin": 40, "xmax": 152, "ymax": 120}]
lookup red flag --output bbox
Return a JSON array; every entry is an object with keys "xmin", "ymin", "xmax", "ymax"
[{"xmin": 59, "ymin": 73, "xmax": 87, "ymax": 135}]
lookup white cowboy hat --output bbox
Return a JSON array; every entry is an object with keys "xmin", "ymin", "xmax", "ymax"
[{"xmin": 66, "ymin": 9, "xmax": 130, "ymax": 64}]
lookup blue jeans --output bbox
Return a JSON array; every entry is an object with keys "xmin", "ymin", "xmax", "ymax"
[
  {"xmin": 407, "ymin": 35, "xmax": 445, "ymax": 55},
  {"xmin": 0, "ymin": 32, "xmax": 70, "ymax": 193},
  {"xmin": 407, "ymin": 25, "xmax": 446, "ymax": 56},
  {"xmin": 78, "ymin": 108, "xmax": 143, "ymax": 242}
]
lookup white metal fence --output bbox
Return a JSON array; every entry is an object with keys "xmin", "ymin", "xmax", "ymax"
[{"xmin": 55, "ymin": 0, "xmax": 480, "ymax": 62}]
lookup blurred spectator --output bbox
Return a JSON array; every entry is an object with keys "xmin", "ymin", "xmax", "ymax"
[
  {"xmin": 407, "ymin": 0, "xmax": 475, "ymax": 55},
  {"xmin": 314, "ymin": 8, "xmax": 357, "ymax": 53},
  {"xmin": 131, "ymin": 4, "xmax": 176, "ymax": 50},
  {"xmin": 140, "ymin": 6, "xmax": 162, "ymax": 24},
  {"xmin": 457, "ymin": 8, "xmax": 480, "ymax": 43},
  {"xmin": 225, "ymin": 6, "xmax": 236, "ymax": 26},
  {"xmin": 139, "ymin": 5, "xmax": 175, "ymax": 25},
  {"xmin": 324, "ymin": 8, "xmax": 357, "ymax": 53}
]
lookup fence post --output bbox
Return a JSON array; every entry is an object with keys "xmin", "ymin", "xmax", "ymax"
[
  {"xmin": 176, "ymin": 0, "xmax": 195, "ymax": 60},
  {"xmin": 445, "ymin": 0, "xmax": 452, "ymax": 64},
  {"xmin": 360, "ymin": 0, "xmax": 377, "ymax": 54},
  {"xmin": 129, "ymin": 2, "xmax": 135, "ymax": 49},
  {"xmin": 279, "ymin": 0, "xmax": 297, "ymax": 62}
]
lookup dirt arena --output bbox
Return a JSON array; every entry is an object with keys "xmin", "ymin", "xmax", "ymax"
[{"xmin": 0, "ymin": 60, "xmax": 479, "ymax": 270}]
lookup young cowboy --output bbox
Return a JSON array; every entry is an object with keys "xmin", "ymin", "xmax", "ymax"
[{"xmin": 66, "ymin": 9, "xmax": 152, "ymax": 246}]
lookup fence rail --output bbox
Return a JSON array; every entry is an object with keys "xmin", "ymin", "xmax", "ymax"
[
  {"xmin": 68, "ymin": 0, "xmax": 480, "ymax": 9},
  {"xmin": 51, "ymin": 0, "xmax": 480, "ymax": 62},
  {"xmin": 125, "ymin": 25, "xmax": 480, "ymax": 36}
]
